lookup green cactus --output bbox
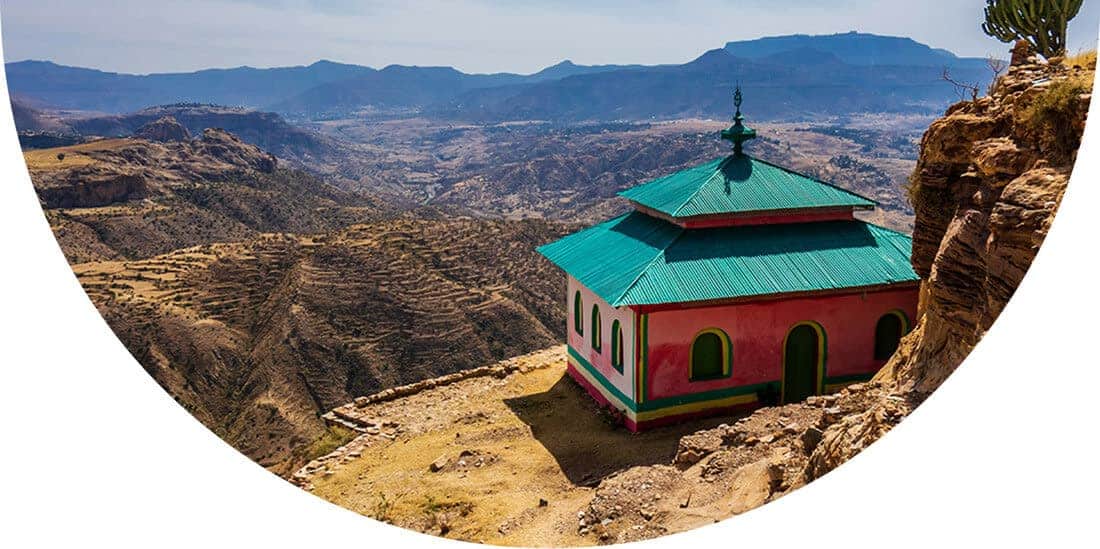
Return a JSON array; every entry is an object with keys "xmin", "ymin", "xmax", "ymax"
[{"xmin": 982, "ymin": 0, "xmax": 1084, "ymax": 58}]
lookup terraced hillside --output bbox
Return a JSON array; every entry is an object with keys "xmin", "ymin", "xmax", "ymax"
[
  {"xmin": 73, "ymin": 218, "xmax": 571, "ymax": 475},
  {"xmin": 26, "ymin": 130, "xmax": 389, "ymax": 262}
]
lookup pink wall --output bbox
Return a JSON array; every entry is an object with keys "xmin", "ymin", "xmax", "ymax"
[
  {"xmin": 567, "ymin": 276, "xmax": 637, "ymax": 400},
  {"xmin": 644, "ymin": 287, "xmax": 918, "ymax": 401}
]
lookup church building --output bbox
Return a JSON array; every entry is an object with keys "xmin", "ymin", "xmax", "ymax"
[{"xmin": 537, "ymin": 89, "xmax": 920, "ymax": 431}]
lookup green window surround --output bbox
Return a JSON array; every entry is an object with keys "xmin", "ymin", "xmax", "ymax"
[
  {"xmin": 689, "ymin": 328, "xmax": 731, "ymax": 381},
  {"xmin": 611, "ymin": 320, "xmax": 624, "ymax": 373},
  {"xmin": 573, "ymin": 291, "xmax": 583, "ymax": 336},
  {"xmin": 591, "ymin": 304, "xmax": 602, "ymax": 352}
]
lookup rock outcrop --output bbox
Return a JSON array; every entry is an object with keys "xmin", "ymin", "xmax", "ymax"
[
  {"xmin": 805, "ymin": 52, "xmax": 1092, "ymax": 478},
  {"xmin": 133, "ymin": 116, "xmax": 192, "ymax": 143}
]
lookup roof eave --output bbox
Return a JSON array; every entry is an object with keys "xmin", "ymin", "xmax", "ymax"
[{"xmin": 623, "ymin": 279, "xmax": 922, "ymax": 311}]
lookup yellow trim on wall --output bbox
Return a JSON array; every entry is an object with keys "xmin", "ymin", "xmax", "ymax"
[
  {"xmin": 887, "ymin": 309, "xmax": 911, "ymax": 334},
  {"xmin": 780, "ymin": 320, "xmax": 827, "ymax": 404},
  {"xmin": 635, "ymin": 393, "xmax": 757, "ymax": 422},
  {"xmin": 569, "ymin": 351, "xmax": 760, "ymax": 426}
]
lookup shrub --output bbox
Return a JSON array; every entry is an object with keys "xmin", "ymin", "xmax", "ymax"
[
  {"xmin": 1021, "ymin": 74, "xmax": 1093, "ymax": 160},
  {"xmin": 301, "ymin": 424, "xmax": 357, "ymax": 461},
  {"xmin": 1064, "ymin": 49, "xmax": 1097, "ymax": 69}
]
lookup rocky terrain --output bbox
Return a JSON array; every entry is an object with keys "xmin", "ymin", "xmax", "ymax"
[
  {"xmin": 73, "ymin": 216, "xmax": 570, "ymax": 475},
  {"xmin": 16, "ymin": 103, "xmax": 923, "ymax": 233},
  {"xmin": 293, "ymin": 51, "xmax": 1093, "ymax": 544},
  {"xmin": 25, "ymin": 127, "xmax": 389, "ymax": 263},
  {"xmin": 64, "ymin": 104, "xmax": 348, "ymax": 168},
  {"xmin": 316, "ymin": 117, "xmax": 922, "ymax": 231}
]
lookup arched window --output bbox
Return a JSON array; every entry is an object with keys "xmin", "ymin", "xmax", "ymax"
[
  {"xmin": 573, "ymin": 291, "xmax": 583, "ymax": 336},
  {"xmin": 874, "ymin": 311, "xmax": 908, "ymax": 360},
  {"xmin": 690, "ymin": 328, "xmax": 731, "ymax": 381},
  {"xmin": 610, "ymin": 320, "xmax": 624, "ymax": 373},
  {"xmin": 591, "ymin": 304, "xmax": 602, "ymax": 352}
]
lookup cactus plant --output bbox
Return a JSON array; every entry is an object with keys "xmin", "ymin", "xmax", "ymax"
[{"xmin": 982, "ymin": 0, "xmax": 1084, "ymax": 58}]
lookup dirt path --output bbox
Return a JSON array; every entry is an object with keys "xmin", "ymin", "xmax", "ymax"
[{"xmin": 305, "ymin": 346, "xmax": 731, "ymax": 546}]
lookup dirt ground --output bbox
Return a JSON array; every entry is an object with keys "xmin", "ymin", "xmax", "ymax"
[{"xmin": 306, "ymin": 347, "xmax": 732, "ymax": 546}]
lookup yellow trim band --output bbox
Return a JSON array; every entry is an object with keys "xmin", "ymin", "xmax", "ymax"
[{"xmin": 635, "ymin": 393, "xmax": 757, "ymax": 422}]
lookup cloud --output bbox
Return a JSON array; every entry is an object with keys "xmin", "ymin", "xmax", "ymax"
[{"xmin": 1, "ymin": 0, "xmax": 1097, "ymax": 74}]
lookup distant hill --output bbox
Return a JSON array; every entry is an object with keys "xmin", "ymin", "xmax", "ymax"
[
  {"xmin": 4, "ymin": 58, "xmax": 630, "ymax": 118},
  {"xmin": 441, "ymin": 47, "xmax": 988, "ymax": 122},
  {"xmin": 4, "ymin": 59, "xmax": 376, "ymax": 113},
  {"xmin": 6, "ymin": 33, "xmax": 994, "ymax": 123},
  {"xmin": 724, "ymin": 31, "xmax": 989, "ymax": 68},
  {"xmin": 64, "ymin": 104, "xmax": 341, "ymax": 164}
]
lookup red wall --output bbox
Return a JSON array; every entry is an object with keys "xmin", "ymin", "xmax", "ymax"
[{"xmin": 643, "ymin": 287, "xmax": 918, "ymax": 401}]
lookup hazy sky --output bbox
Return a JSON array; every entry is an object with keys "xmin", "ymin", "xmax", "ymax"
[{"xmin": 2, "ymin": 0, "xmax": 1098, "ymax": 74}]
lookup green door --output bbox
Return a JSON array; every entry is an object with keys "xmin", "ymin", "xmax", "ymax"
[{"xmin": 784, "ymin": 325, "xmax": 820, "ymax": 403}]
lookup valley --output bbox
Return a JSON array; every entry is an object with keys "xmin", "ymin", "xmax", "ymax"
[
  {"xmin": 18, "ymin": 109, "xmax": 923, "ymax": 475},
  {"xmin": 12, "ymin": 30, "xmax": 1032, "ymax": 491}
]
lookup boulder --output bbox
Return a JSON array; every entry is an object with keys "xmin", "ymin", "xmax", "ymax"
[{"xmin": 727, "ymin": 458, "xmax": 783, "ymax": 514}]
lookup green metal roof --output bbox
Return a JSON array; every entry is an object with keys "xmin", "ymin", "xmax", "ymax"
[
  {"xmin": 618, "ymin": 154, "xmax": 875, "ymax": 219},
  {"xmin": 537, "ymin": 211, "xmax": 917, "ymax": 307}
]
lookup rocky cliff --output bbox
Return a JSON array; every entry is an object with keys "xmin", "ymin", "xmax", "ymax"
[
  {"xmin": 805, "ymin": 51, "xmax": 1093, "ymax": 477},
  {"xmin": 24, "ymin": 129, "xmax": 389, "ymax": 263}
]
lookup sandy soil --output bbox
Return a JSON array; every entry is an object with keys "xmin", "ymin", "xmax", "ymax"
[{"xmin": 308, "ymin": 347, "xmax": 731, "ymax": 546}]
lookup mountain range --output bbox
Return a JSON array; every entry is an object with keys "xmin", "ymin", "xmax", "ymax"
[{"xmin": 6, "ymin": 32, "xmax": 993, "ymax": 122}]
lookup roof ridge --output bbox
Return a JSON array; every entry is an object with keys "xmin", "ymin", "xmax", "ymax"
[
  {"xmin": 746, "ymin": 153, "xmax": 878, "ymax": 206},
  {"xmin": 611, "ymin": 226, "xmax": 687, "ymax": 307},
  {"xmin": 672, "ymin": 155, "xmax": 733, "ymax": 216}
]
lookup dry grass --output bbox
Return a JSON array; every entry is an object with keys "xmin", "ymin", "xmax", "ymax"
[
  {"xmin": 1022, "ymin": 72, "xmax": 1094, "ymax": 161},
  {"xmin": 22, "ymin": 138, "xmax": 132, "ymax": 170},
  {"xmin": 1064, "ymin": 49, "xmax": 1097, "ymax": 69}
]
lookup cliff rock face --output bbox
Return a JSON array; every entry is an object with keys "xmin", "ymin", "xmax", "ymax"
[
  {"xmin": 806, "ymin": 54, "xmax": 1093, "ymax": 476},
  {"xmin": 133, "ymin": 115, "xmax": 192, "ymax": 143}
]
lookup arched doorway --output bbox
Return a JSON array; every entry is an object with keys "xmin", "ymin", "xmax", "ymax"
[
  {"xmin": 874, "ymin": 311, "xmax": 908, "ymax": 360},
  {"xmin": 783, "ymin": 323, "xmax": 825, "ymax": 404}
]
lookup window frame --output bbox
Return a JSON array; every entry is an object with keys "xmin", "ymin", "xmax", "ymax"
[
  {"xmin": 610, "ymin": 319, "xmax": 624, "ymax": 373},
  {"xmin": 590, "ymin": 304, "xmax": 602, "ymax": 353},
  {"xmin": 573, "ymin": 291, "xmax": 583, "ymax": 336},
  {"xmin": 688, "ymin": 328, "xmax": 732, "ymax": 382}
]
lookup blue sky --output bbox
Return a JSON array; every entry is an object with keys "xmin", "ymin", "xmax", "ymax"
[{"xmin": 1, "ymin": 0, "xmax": 1097, "ymax": 74}]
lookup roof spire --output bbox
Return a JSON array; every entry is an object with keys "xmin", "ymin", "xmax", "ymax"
[{"xmin": 721, "ymin": 84, "xmax": 756, "ymax": 156}]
